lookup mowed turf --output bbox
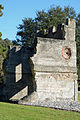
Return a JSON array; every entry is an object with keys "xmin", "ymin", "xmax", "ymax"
[
  {"xmin": 78, "ymin": 93, "xmax": 80, "ymax": 101},
  {"xmin": 0, "ymin": 102, "xmax": 80, "ymax": 120}
]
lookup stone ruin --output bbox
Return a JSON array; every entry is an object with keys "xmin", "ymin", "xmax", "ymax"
[{"xmin": 0, "ymin": 19, "xmax": 78, "ymax": 104}]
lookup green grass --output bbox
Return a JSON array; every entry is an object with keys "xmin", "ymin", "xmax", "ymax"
[
  {"xmin": 0, "ymin": 102, "xmax": 80, "ymax": 120},
  {"xmin": 78, "ymin": 93, "xmax": 80, "ymax": 101}
]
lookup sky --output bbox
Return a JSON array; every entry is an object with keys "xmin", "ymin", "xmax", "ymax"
[{"xmin": 0, "ymin": 0, "xmax": 80, "ymax": 41}]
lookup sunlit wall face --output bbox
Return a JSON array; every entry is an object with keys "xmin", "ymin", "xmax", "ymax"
[{"xmin": 16, "ymin": 64, "xmax": 22, "ymax": 82}]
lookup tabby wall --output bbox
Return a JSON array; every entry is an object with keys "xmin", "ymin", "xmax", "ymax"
[
  {"xmin": 32, "ymin": 37, "xmax": 78, "ymax": 102},
  {"xmin": 30, "ymin": 19, "xmax": 78, "ymax": 102},
  {"xmin": 3, "ymin": 46, "xmax": 35, "ymax": 101},
  {"xmin": 1, "ymin": 19, "xmax": 78, "ymax": 102}
]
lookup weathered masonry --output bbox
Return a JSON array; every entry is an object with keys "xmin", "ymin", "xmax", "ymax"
[
  {"xmin": 2, "ymin": 19, "xmax": 78, "ymax": 103},
  {"xmin": 27, "ymin": 18, "xmax": 78, "ymax": 103},
  {"xmin": 2, "ymin": 46, "xmax": 35, "ymax": 101}
]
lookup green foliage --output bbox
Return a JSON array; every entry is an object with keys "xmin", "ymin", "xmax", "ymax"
[
  {"xmin": 0, "ymin": 4, "xmax": 4, "ymax": 84},
  {"xmin": 16, "ymin": 6, "xmax": 76, "ymax": 47},
  {"xmin": 0, "ymin": 4, "xmax": 3, "ymax": 41},
  {"xmin": 0, "ymin": 4, "xmax": 3, "ymax": 42},
  {"xmin": 35, "ymin": 10, "xmax": 49, "ymax": 32},
  {"xmin": 16, "ymin": 5, "xmax": 80, "ymax": 81},
  {"xmin": 0, "ymin": 4, "xmax": 4, "ymax": 17},
  {"xmin": 0, "ymin": 39, "xmax": 13, "ymax": 84},
  {"xmin": 47, "ymin": 6, "xmax": 66, "ymax": 27},
  {"xmin": 64, "ymin": 6, "xmax": 76, "ymax": 19},
  {"xmin": 0, "ymin": 102, "xmax": 80, "ymax": 120},
  {"xmin": 17, "ymin": 18, "xmax": 37, "ymax": 46},
  {"xmin": 78, "ymin": 94, "xmax": 80, "ymax": 101},
  {"xmin": 12, "ymin": 40, "xmax": 19, "ymax": 45},
  {"xmin": 0, "ymin": 4, "xmax": 13, "ymax": 84},
  {"xmin": 76, "ymin": 13, "xmax": 80, "ymax": 80}
]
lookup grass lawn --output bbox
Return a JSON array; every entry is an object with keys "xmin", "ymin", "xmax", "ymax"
[
  {"xmin": 0, "ymin": 102, "xmax": 80, "ymax": 120},
  {"xmin": 78, "ymin": 93, "xmax": 80, "ymax": 101}
]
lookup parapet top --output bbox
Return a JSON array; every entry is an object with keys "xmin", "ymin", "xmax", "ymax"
[
  {"xmin": 37, "ymin": 18, "xmax": 76, "ymax": 41},
  {"xmin": 66, "ymin": 18, "xmax": 76, "ymax": 29}
]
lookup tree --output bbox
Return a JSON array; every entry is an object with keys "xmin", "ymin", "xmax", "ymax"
[
  {"xmin": 0, "ymin": 4, "xmax": 4, "ymax": 84},
  {"xmin": 0, "ymin": 5, "xmax": 13, "ymax": 84},
  {"xmin": 47, "ymin": 6, "xmax": 66, "ymax": 27},
  {"xmin": 0, "ymin": 4, "xmax": 4, "ymax": 41},
  {"xmin": 0, "ymin": 4, "xmax": 4, "ymax": 16},
  {"xmin": 76, "ymin": 13, "xmax": 80, "ymax": 81},
  {"xmin": 35, "ymin": 10, "xmax": 49, "ymax": 34},
  {"xmin": 16, "ymin": 5, "xmax": 80, "ymax": 81},
  {"xmin": 17, "ymin": 18, "xmax": 37, "ymax": 47},
  {"xmin": 0, "ymin": 32, "xmax": 2, "ymax": 41},
  {"xmin": 64, "ymin": 6, "xmax": 76, "ymax": 19},
  {"xmin": 12, "ymin": 40, "xmax": 19, "ymax": 45},
  {"xmin": 16, "ymin": 6, "xmax": 76, "ymax": 47},
  {"xmin": 0, "ymin": 38, "xmax": 13, "ymax": 84}
]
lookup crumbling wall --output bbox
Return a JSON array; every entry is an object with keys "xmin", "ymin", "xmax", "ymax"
[
  {"xmin": 31, "ymin": 37, "xmax": 78, "ymax": 102},
  {"xmin": 3, "ymin": 46, "xmax": 36, "ymax": 101},
  {"xmin": 19, "ymin": 19, "xmax": 78, "ymax": 104},
  {"xmin": 0, "ymin": 19, "xmax": 78, "ymax": 103}
]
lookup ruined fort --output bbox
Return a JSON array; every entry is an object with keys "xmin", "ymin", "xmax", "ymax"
[{"xmin": 0, "ymin": 19, "xmax": 78, "ymax": 104}]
